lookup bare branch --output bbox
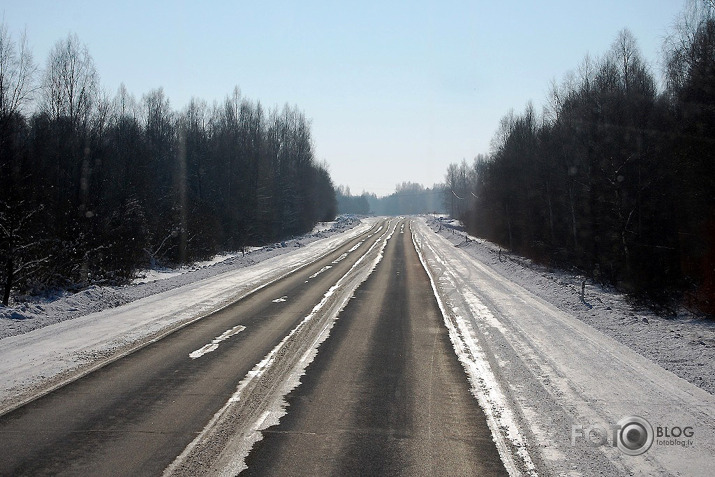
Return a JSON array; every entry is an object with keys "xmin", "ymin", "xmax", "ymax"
[
  {"xmin": 0, "ymin": 22, "xmax": 37, "ymax": 117},
  {"xmin": 41, "ymin": 33, "xmax": 98, "ymax": 127}
]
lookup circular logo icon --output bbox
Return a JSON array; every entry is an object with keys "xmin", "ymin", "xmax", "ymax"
[{"xmin": 616, "ymin": 416, "xmax": 654, "ymax": 456}]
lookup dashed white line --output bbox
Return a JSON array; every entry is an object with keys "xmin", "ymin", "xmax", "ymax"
[
  {"xmin": 189, "ymin": 325, "xmax": 247, "ymax": 359},
  {"xmin": 308, "ymin": 266, "xmax": 332, "ymax": 279},
  {"xmin": 347, "ymin": 241, "xmax": 364, "ymax": 253},
  {"xmin": 332, "ymin": 253, "xmax": 348, "ymax": 264}
]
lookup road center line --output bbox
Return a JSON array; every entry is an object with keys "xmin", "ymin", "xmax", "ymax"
[
  {"xmin": 189, "ymin": 325, "xmax": 247, "ymax": 359},
  {"xmin": 347, "ymin": 240, "xmax": 364, "ymax": 252},
  {"xmin": 332, "ymin": 253, "xmax": 349, "ymax": 264},
  {"xmin": 308, "ymin": 266, "xmax": 332, "ymax": 279}
]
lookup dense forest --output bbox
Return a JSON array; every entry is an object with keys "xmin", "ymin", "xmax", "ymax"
[
  {"xmin": 336, "ymin": 183, "xmax": 445, "ymax": 216},
  {"xmin": 335, "ymin": 186, "xmax": 371, "ymax": 215},
  {"xmin": 444, "ymin": 3, "xmax": 715, "ymax": 314},
  {"xmin": 0, "ymin": 31, "xmax": 336, "ymax": 305}
]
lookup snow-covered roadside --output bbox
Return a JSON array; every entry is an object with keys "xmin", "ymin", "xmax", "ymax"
[
  {"xmin": 0, "ymin": 217, "xmax": 377, "ymax": 414},
  {"xmin": 0, "ymin": 216, "xmax": 361, "ymax": 339},
  {"xmin": 427, "ymin": 216, "xmax": 715, "ymax": 396},
  {"xmin": 412, "ymin": 217, "xmax": 715, "ymax": 476}
]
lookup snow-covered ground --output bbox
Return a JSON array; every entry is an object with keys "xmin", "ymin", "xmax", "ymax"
[
  {"xmin": 412, "ymin": 217, "xmax": 714, "ymax": 476},
  {"xmin": 0, "ymin": 216, "xmax": 361, "ymax": 339},
  {"xmin": 0, "ymin": 216, "xmax": 375, "ymax": 413}
]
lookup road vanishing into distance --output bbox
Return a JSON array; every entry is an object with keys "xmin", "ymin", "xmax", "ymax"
[{"xmin": 0, "ymin": 218, "xmax": 507, "ymax": 476}]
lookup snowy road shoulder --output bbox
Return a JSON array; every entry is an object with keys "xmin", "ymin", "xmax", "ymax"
[
  {"xmin": 411, "ymin": 218, "xmax": 715, "ymax": 477},
  {"xmin": 0, "ymin": 218, "xmax": 378, "ymax": 415}
]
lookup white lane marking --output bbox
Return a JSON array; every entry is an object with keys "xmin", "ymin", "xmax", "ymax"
[
  {"xmin": 332, "ymin": 253, "xmax": 348, "ymax": 264},
  {"xmin": 308, "ymin": 240, "xmax": 364, "ymax": 280},
  {"xmin": 272, "ymin": 296, "xmax": 288, "ymax": 303},
  {"xmin": 189, "ymin": 325, "xmax": 246, "ymax": 359},
  {"xmin": 347, "ymin": 240, "xmax": 364, "ymax": 253},
  {"xmin": 309, "ymin": 266, "xmax": 332, "ymax": 279}
]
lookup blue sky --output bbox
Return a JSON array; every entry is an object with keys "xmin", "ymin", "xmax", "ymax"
[{"xmin": 3, "ymin": 1, "xmax": 686, "ymax": 195}]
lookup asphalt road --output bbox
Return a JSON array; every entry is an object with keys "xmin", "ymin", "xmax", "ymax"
[
  {"xmin": 0, "ymin": 217, "xmax": 507, "ymax": 476},
  {"xmin": 0, "ymin": 220, "xmax": 387, "ymax": 476},
  {"xmin": 241, "ymin": 220, "xmax": 507, "ymax": 476}
]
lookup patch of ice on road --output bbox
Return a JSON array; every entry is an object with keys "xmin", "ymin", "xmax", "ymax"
[{"xmin": 189, "ymin": 325, "xmax": 246, "ymax": 359}]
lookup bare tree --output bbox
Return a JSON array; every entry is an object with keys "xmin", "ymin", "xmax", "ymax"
[
  {"xmin": 0, "ymin": 202, "xmax": 48, "ymax": 305},
  {"xmin": 41, "ymin": 33, "xmax": 98, "ymax": 128},
  {"xmin": 0, "ymin": 23, "xmax": 41, "ymax": 305},
  {"xmin": 0, "ymin": 22, "xmax": 37, "ymax": 118},
  {"xmin": 663, "ymin": 0, "xmax": 715, "ymax": 92},
  {"xmin": 143, "ymin": 87, "xmax": 172, "ymax": 139},
  {"xmin": 611, "ymin": 29, "xmax": 640, "ymax": 93},
  {"xmin": 113, "ymin": 83, "xmax": 135, "ymax": 118}
]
